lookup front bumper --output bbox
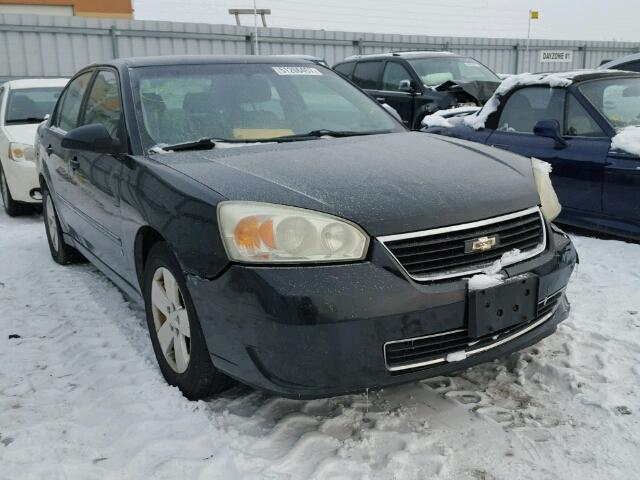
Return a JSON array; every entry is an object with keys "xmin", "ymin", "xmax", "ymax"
[
  {"xmin": 187, "ymin": 226, "xmax": 577, "ymax": 399},
  {"xmin": 1, "ymin": 157, "xmax": 39, "ymax": 203}
]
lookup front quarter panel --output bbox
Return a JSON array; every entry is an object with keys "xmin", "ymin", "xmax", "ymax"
[{"xmin": 118, "ymin": 154, "xmax": 230, "ymax": 289}]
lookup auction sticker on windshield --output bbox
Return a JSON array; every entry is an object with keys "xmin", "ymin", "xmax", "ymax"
[{"xmin": 272, "ymin": 66, "xmax": 322, "ymax": 75}]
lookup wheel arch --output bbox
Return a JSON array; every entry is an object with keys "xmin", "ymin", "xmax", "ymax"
[{"xmin": 134, "ymin": 226, "xmax": 166, "ymax": 289}]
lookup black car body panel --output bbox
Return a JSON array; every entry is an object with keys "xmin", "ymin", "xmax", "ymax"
[{"xmin": 36, "ymin": 55, "xmax": 577, "ymax": 398}]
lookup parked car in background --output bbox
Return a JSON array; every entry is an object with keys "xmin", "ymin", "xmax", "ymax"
[
  {"xmin": 598, "ymin": 53, "xmax": 640, "ymax": 72},
  {"xmin": 0, "ymin": 78, "xmax": 67, "ymax": 216},
  {"xmin": 424, "ymin": 70, "xmax": 640, "ymax": 240},
  {"xmin": 333, "ymin": 51, "xmax": 501, "ymax": 129},
  {"xmin": 36, "ymin": 55, "xmax": 576, "ymax": 400}
]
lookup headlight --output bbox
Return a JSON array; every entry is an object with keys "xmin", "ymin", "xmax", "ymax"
[
  {"xmin": 531, "ymin": 158, "xmax": 561, "ymax": 221},
  {"xmin": 218, "ymin": 202, "xmax": 369, "ymax": 263},
  {"xmin": 8, "ymin": 142, "xmax": 36, "ymax": 162}
]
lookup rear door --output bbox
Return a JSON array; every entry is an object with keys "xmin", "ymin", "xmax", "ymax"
[
  {"xmin": 486, "ymin": 86, "xmax": 609, "ymax": 215},
  {"xmin": 64, "ymin": 68, "xmax": 126, "ymax": 273},
  {"xmin": 40, "ymin": 70, "xmax": 94, "ymax": 234},
  {"xmin": 351, "ymin": 60, "xmax": 383, "ymax": 101},
  {"xmin": 378, "ymin": 60, "xmax": 415, "ymax": 127}
]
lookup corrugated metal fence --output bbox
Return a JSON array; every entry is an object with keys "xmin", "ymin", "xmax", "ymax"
[{"xmin": 1, "ymin": 13, "xmax": 639, "ymax": 82}]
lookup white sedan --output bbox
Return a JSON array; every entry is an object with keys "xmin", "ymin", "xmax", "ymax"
[{"xmin": 0, "ymin": 78, "xmax": 68, "ymax": 216}]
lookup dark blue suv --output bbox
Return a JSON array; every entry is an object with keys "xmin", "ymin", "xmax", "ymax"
[{"xmin": 424, "ymin": 70, "xmax": 640, "ymax": 240}]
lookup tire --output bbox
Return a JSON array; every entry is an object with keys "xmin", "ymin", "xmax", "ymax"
[
  {"xmin": 0, "ymin": 163, "xmax": 31, "ymax": 217},
  {"xmin": 143, "ymin": 242, "xmax": 233, "ymax": 399},
  {"xmin": 42, "ymin": 186, "xmax": 83, "ymax": 264}
]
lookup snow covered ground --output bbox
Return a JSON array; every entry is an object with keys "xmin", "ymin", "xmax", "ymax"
[{"xmin": 1, "ymin": 208, "xmax": 639, "ymax": 480}]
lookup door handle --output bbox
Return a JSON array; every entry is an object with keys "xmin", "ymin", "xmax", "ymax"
[
  {"xmin": 45, "ymin": 145, "xmax": 53, "ymax": 155},
  {"xmin": 69, "ymin": 156, "xmax": 79, "ymax": 171},
  {"xmin": 376, "ymin": 97, "xmax": 386, "ymax": 103},
  {"xmin": 491, "ymin": 144, "xmax": 512, "ymax": 150}
]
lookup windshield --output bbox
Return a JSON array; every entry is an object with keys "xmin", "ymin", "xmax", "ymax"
[
  {"xmin": 408, "ymin": 57, "xmax": 500, "ymax": 87},
  {"xmin": 579, "ymin": 77, "xmax": 640, "ymax": 130},
  {"xmin": 129, "ymin": 63, "xmax": 403, "ymax": 150},
  {"xmin": 5, "ymin": 87, "xmax": 63, "ymax": 124}
]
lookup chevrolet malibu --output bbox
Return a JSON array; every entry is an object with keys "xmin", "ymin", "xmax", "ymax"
[
  {"xmin": 35, "ymin": 56, "xmax": 577, "ymax": 399},
  {"xmin": 0, "ymin": 78, "xmax": 67, "ymax": 216}
]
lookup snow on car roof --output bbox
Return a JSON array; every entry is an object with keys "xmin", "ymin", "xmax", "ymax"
[
  {"xmin": 445, "ymin": 70, "xmax": 623, "ymax": 130},
  {"xmin": 3, "ymin": 78, "xmax": 69, "ymax": 89}
]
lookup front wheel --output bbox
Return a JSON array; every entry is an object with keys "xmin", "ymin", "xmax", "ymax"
[
  {"xmin": 0, "ymin": 164, "xmax": 31, "ymax": 217},
  {"xmin": 143, "ymin": 242, "xmax": 233, "ymax": 399}
]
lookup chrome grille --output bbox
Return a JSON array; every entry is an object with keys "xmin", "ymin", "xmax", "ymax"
[
  {"xmin": 384, "ymin": 289, "xmax": 564, "ymax": 373},
  {"xmin": 379, "ymin": 207, "xmax": 546, "ymax": 281}
]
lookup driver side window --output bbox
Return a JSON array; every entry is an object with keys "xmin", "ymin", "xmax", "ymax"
[
  {"xmin": 498, "ymin": 87, "xmax": 565, "ymax": 134},
  {"xmin": 80, "ymin": 70, "xmax": 124, "ymax": 144},
  {"xmin": 565, "ymin": 94, "xmax": 605, "ymax": 137},
  {"xmin": 382, "ymin": 62, "xmax": 412, "ymax": 91}
]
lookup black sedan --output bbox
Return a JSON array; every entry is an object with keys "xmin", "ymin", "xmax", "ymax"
[{"xmin": 36, "ymin": 56, "xmax": 576, "ymax": 399}]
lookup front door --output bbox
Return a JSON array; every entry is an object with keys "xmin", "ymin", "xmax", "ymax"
[
  {"xmin": 378, "ymin": 61, "xmax": 415, "ymax": 128},
  {"xmin": 64, "ymin": 69, "xmax": 126, "ymax": 274}
]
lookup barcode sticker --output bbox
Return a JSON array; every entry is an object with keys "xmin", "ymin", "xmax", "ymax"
[{"xmin": 272, "ymin": 66, "xmax": 322, "ymax": 75}]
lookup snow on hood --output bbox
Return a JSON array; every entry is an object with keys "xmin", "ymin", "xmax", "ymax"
[
  {"xmin": 427, "ymin": 70, "xmax": 602, "ymax": 131},
  {"xmin": 421, "ymin": 106, "xmax": 481, "ymax": 128},
  {"xmin": 3, "ymin": 123, "xmax": 39, "ymax": 145},
  {"xmin": 611, "ymin": 126, "xmax": 640, "ymax": 156}
]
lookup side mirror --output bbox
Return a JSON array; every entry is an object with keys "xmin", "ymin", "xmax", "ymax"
[
  {"xmin": 398, "ymin": 79, "xmax": 415, "ymax": 93},
  {"xmin": 61, "ymin": 124, "xmax": 119, "ymax": 153},
  {"xmin": 533, "ymin": 119, "xmax": 567, "ymax": 149}
]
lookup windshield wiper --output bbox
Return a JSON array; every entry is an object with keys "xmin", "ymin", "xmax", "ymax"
[
  {"xmin": 5, "ymin": 117, "xmax": 45, "ymax": 124},
  {"xmin": 268, "ymin": 129, "xmax": 392, "ymax": 142},
  {"xmin": 152, "ymin": 137, "xmax": 242, "ymax": 153}
]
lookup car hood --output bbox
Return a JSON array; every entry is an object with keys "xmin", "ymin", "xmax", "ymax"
[
  {"xmin": 3, "ymin": 123, "xmax": 39, "ymax": 145},
  {"xmin": 152, "ymin": 132, "xmax": 539, "ymax": 236}
]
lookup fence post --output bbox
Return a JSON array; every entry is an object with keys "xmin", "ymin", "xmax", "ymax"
[
  {"xmin": 581, "ymin": 44, "xmax": 588, "ymax": 69},
  {"xmin": 352, "ymin": 38, "xmax": 363, "ymax": 56},
  {"xmin": 109, "ymin": 26, "xmax": 119, "ymax": 59},
  {"xmin": 513, "ymin": 44, "xmax": 519, "ymax": 74},
  {"xmin": 246, "ymin": 34, "xmax": 255, "ymax": 55}
]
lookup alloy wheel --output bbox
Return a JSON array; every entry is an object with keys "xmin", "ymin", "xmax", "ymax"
[
  {"xmin": 151, "ymin": 267, "xmax": 191, "ymax": 373},
  {"xmin": 45, "ymin": 194, "xmax": 59, "ymax": 252}
]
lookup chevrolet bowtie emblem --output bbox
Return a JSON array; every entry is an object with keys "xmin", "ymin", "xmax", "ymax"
[{"xmin": 465, "ymin": 235, "xmax": 499, "ymax": 253}]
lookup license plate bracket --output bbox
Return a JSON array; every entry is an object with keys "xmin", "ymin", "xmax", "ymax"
[{"xmin": 468, "ymin": 275, "xmax": 539, "ymax": 338}]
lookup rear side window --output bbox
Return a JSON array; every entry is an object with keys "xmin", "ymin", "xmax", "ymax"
[
  {"xmin": 57, "ymin": 71, "xmax": 93, "ymax": 131},
  {"xmin": 498, "ymin": 87, "xmax": 565, "ymax": 134},
  {"xmin": 352, "ymin": 61, "xmax": 382, "ymax": 89},
  {"xmin": 382, "ymin": 62, "xmax": 412, "ymax": 91},
  {"xmin": 334, "ymin": 62, "xmax": 355, "ymax": 79}
]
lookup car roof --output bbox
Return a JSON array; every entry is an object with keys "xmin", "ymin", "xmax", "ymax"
[
  {"xmin": 2, "ymin": 78, "xmax": 69, "ymax": 89},
  {"xmin": 86, "ymin": 54, "xmax": 319, "ymax": 71},
  {"xmin": 598, "ymin": 52, "xmax": 640, "ymax": 70},
  {"xmin": 339, "ymin": 51, "xmax": 459, "ymax": 63},
  {"xmin": 569, "ymin": 69, "xmax": 640, "ymax": 82}
]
